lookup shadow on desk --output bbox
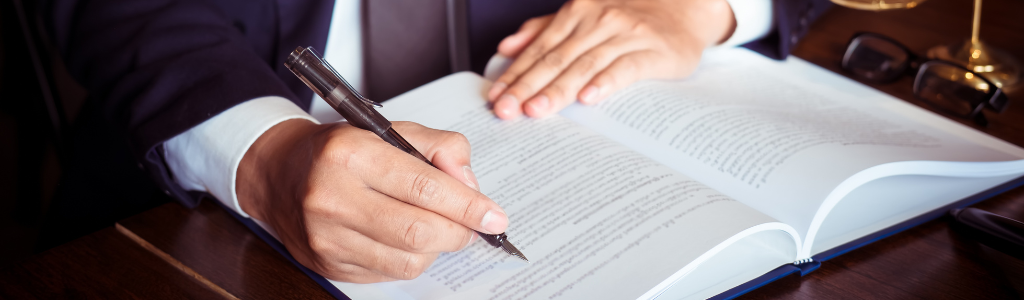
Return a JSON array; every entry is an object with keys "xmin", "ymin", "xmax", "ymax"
[{"xmin": 4, "ymin": 0, "xmax": 1024, "ymax": 298}]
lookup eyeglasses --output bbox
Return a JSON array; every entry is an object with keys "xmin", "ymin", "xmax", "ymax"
[{"xmin": 841, "ymin": 32, "xmax": 1009, "ymax": 127}]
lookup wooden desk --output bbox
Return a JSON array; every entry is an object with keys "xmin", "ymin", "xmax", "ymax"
[
  {"xmin": 744, "ymin": 0, "xmax": 1024, "ymax": 298},
  {"xmin": 0, "ymin": 226, "xmax": 228, "ymax": 299},
  {"xmin": 3, "ymin": 0, "xmax": 1023, "ymax": 298}
]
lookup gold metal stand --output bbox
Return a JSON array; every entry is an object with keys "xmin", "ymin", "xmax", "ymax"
[
  {"xmin": 926, "ymin": 0, "xmax": 1021, "ymax": 91},
  {"xmin": 830, "ymin": 0, "xmax": 924, "ymax": 10}
]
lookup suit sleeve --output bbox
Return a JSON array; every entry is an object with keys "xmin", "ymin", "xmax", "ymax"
[
  {"xmin": 742, "ymin": 0, "xmax": 834, "ymax": 59},
  {"xmin": 43, "ymin": 0, "xmax": 301, "ymax": 208}
]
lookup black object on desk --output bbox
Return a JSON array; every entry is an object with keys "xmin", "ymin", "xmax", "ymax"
[{"xmin": 949, "ymin": 207, "xmax": 1024, "ymax": 260}]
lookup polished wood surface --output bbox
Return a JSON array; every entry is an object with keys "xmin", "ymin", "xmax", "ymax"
[
  {"xmin": 116, "ymin": 198, "xmax": 334, "ymax": 299},
  {"xmin": 3, "ymin": 0, "xmax": 1023, "ymax": 298},
  {"xmin": 0, "ymin": 227, "xmax": 225, "ymax": 299},
  {"xmin": 740, "ymin": 1, "xmax": 1024, "ymax": 298},
  {"xmin": 793, "ymin": 0, "xmax": 1024, "ymax": 143}
]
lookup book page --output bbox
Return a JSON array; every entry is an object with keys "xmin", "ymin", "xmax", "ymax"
[
  {"xmin": 329, "ymin": 73, "xmax": 799, "ymax": 300},
  {"xmin": 559, "ymin": 48, "xmax": 1024, "ymax": 258}
]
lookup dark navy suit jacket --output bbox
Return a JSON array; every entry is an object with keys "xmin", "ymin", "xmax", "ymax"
[{"xmin": 39, "ymin": 0, "xmax": 830, "ymax": 247}]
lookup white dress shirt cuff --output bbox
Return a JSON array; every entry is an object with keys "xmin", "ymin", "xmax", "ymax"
[
  {"xmin": 164, "ymin": 96, "xmax": 320, "ymax": 218},
  {"xmin": 717, "ymin": 0, "xmax": 775, "ymax": 48}
]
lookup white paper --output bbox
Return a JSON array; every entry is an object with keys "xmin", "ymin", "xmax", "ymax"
[
  {"xmin": 559, "ymin": 48, "xmax": 1024, "ymax": 258},
  {"xmin": 329, "ymin": 73, "xmax": 796, "ymax": 300}
]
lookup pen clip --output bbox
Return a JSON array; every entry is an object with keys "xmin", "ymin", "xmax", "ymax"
[
  {"xmin": 306, "ymin": 47, "xmax": 383, "ymax": 108},
  {"xmin": 339, "ymin": 75, "xmax": 383, "ymax": 108}
]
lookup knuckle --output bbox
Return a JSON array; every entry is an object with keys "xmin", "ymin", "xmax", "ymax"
[
  {"xmin": 601, "ymin": 7, "xmax": 639, "ymax": 26},
  {"xmin": 308, "ymin": 236, "xmax": 334, "ymax": 255},
  {"xmin": 302, "ymin": 192, "xmax": 332, "ymax": 217},
  {"xmin": 391, "ymin": 120, "xmax": 417, "ymax": 131},
  {"xmin": 319, "ymin": 263, "xmax": 349, "ymax": 280},
  {"xmin": 440, "ymin": 131, "xmax": 470, "ymax": 149},
  {"xmin": 522, "ymin": 45, "xmax": 545, "ymax": 58},
  {"xmin": 574, "ymin": 54, "xmax": 598, "ymax": 74},
  {"xmin": 461, "ymin": 197, "xmax": 481, "ymax": 227},
  {"xmin": 545, "ymin": 84, "xmax": 567, "ymax": 99},
  {"xmin": 403, "ymin": 219, "xmax": 432, "ymax": 252},
  {"xmin": 565, "ymin": 0, "xmax": 589, "ymax": 12},
  {"xmin": 630, "ymin": 22, "xmax": 653, "ymax": 35},
  {"xmin": 541, "ymin": 51, "xmax": 567, "ymax": 68},
  {"xmin": 599, "ymin": 7, "xmax": 624, "ymax": 22},
  {"xmin": 507, "ymin": 81, "xmax": 536, "ymax": 97},
  {"xmin": 321, "ymin": 264, "xmax": 389, "ymax": 284},
  {"xmin": 540, "ymin": 51, "xmax": 573, "ymax": 68},
  {"xmin": 323, "ymin": 133, "xmax": 360, "ymax": 167},
  {"xmin": 496, "ymin": 74, "xmax": 519, "ymax": 88},
  {"xmin": 398, "ymin": 255, "xmax": 429, "ymax": 280},
  {"xmin": 302, "ymin": 183, "xmax": 343, "ymax": 218},
  {"xmin": 409, "ymin": 172, "xmax": 440, "ymax": 205},
  {"xmin": 597, "ymin": 73, "xmax": 618, "ymax": 89}
]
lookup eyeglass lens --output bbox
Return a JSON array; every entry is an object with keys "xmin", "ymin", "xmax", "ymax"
[
  {"xmin": 913, "ymin": 61, "xmax": 992, "ymax": 118},
  {"xmin": 843, "ymin": 35, "xmax": 911, "ymax": 82}
]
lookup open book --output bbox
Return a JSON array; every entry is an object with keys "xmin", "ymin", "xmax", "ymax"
[{"xmin": 314, "ymin": 48, "xmax": 1024, "ymax": 299}]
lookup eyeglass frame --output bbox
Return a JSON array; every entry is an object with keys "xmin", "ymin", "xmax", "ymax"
[{"xmin": 840, "ymin": 32, "xmax": 1009, "ymax": 127}]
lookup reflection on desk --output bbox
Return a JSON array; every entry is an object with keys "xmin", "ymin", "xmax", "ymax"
[{"xmin": 2, "ymin": 0, "xmax": 1023, "ymax": 299}]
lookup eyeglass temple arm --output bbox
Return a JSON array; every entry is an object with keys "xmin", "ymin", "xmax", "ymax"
[{"xmin": 988, "ymin": 88, "xmax": 1009, "ymax": 113}]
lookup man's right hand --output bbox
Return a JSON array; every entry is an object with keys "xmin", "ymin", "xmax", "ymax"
[{"xmin": 236, "ymin": 119, "xmax": 508, "ymax": 283}]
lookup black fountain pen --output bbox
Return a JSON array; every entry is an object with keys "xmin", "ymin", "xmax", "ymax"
[{"xmin": 285, "ymin": 46, "xmax": 527, "ymax": 262}]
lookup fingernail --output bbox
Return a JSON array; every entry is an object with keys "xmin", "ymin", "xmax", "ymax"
[
  {"xmin": 580, "ymin": 85, "xmax": 599, "ymax": 104},
  {"xmin": 496, "ymin": 94, "xmax": 519, "ymax": 118},
  {"xmin": 488, "ymin": 82, "xmax": 507, "ymax": 101},
  {"xmin": 463, "ymin": 166, "xmax": 479, "ymax": 191},
  {"xmin": 462, "ymin": 232, "xmax": 478, "ymax": 250},
  {"xmin": 480, "ymin": 210, "xmax": 509, "ymax": 234},
  {"xmin": 529, "ymin": 95, "xmax": 549, "ymax": 112}
]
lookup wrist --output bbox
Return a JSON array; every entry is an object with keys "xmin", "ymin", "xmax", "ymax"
[
  {"xmin": 237, "ymin": 118, "xmax": 322, "ymax": 221},
  {"xmin": 676, "ymin": 0, "xmax": 737, "ymax": 47}
]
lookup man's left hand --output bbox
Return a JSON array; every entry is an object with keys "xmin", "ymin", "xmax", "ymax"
[{"xmin": 487, "ymin": 0, "xmax": 737, "ymax": 119}]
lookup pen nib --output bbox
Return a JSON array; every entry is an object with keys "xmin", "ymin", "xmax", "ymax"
[
  {"xmin": 476, "ymin": 231, "xmax": 529, "ymax": 262},
  {"xmin": 501, "ymin": 240, "xmax": 529, "ymax": 262}
]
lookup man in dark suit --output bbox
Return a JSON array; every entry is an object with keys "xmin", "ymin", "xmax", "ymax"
[{"xmin": 40, "ymin": 0, "xmax": 830, "ymax": 283}]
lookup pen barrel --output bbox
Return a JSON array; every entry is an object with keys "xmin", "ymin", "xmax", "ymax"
[
  {"xmin": 381, "ymin": 128, "xmax": 431, "ymax": 164},
  {"xmin": 326, "ymin": 86, "xmax": 392, "ymax": 136},
  {"xmin": 286, "ymin": 46, "xmax": 515, "ymax": 254},
  {"xmin": 285, "ymin": 46, "xmax": 392, "ymax": 136},
  {"xmin": 478, "ymin": 232, "xmax": 505, "ymax": 248}
]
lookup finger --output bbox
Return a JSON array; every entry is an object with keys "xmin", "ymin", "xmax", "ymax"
[
  {"xmin": 521, "ymin": 36, "xmax": 648, "ymax": 117},
  {"xmin": 335, "ymin": 189, "xmax": 475, "ymax": 253},
  {"xmin": 309, "ymin": 225, "xmax": 440, "ymax": 280},
  {"xmin": 351, "ymin": 133, "xmax": 509, "ymax": 235},
  {"xmin": 286, "ymin": 214, "xmax": 401, "ymax": 282},
  {"xmin": 487, "ymin": 4, "xmax": 583, "ymax": 107},
  {"xmin": 391, "ymin": 122, "xmax": 478, "ymax": 191},
  {"xmin": 314, "ymin": 261, "xmax": 398, "ymax": 283},
  {"xmin": 501, "ymin": 18, "xmax": 627, "ymax": 118},
  {"xmin": 496, "ymin": 15, "xmax": 554, "ymax": 58},
  {"xmin": 491, "ymin": 4, "xmax": 651, "ymax": 119},
  {"xmin": 583, "ymin": 50, "xmax": 677, "ymax": 104}
]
